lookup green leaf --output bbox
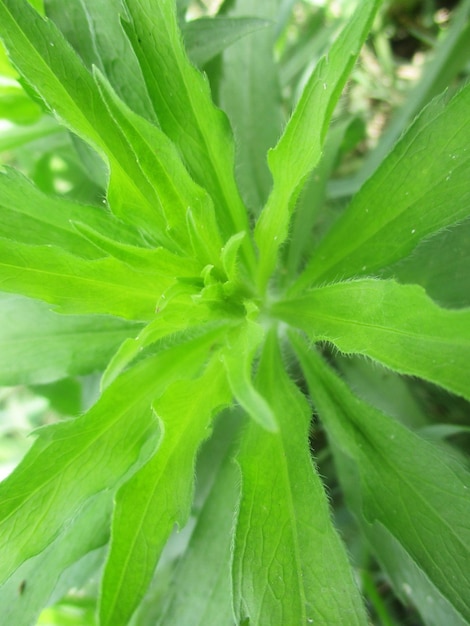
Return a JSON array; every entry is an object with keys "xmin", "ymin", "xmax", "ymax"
[
  {"xmin": 221, "ymin": 320, "xmax": 277, "ymax": 432},
  {"xmin": 274, "ymin": 278, "xmax": 470, "ymax": 402},
  {"xmin": 45, "ymin": 0, "xmax": 155, "ymax": 121},
  {"xmin": 154, "ymin": 418, "xmax": 240, "ymax": 626},
  {"xmin": 219, "ymin": 1, "xmax": 283, "ymax": 214},
  {"xmin": 0, "ymin": 116, "xmax": 62, "ymax": 154},
  {"xmin": 0, "ymin": 166, "xmax": 143, "ymax": 257},
  {"xmin": 0, "ymin": 493, "xmax": 110, "ymax": 626},
  {"xmin": 254, "ymin": 0, "xmax": 381, "ymax": 289},
  {"xmin": 389, "ymin": 218, "xmax": 470, "ymax": 309},
  {"xmin": 122, "ymin": 0, "xmax": 255, "ymax": 267},
  {"xmin": 0, "ymin": 327, "xmax": 222, "ymax": 587},
  {"xmin": 99, "ymin": 358, "xmax": 231, "ymax": 626},
  {"xmin": 0, "ymin": 293, "xmax": 143, "ymax": 385},
  {"xmin": 94, "ymin": 68, "xmax": 223, "ymax": 261},
  {"xmin": 0, "ymin": 81, "xmax": 42, "ymax": 123},
  {"xmin": 0, "ymin": 0, "xmax": 189, "ymax": 249},
  {"xmin": 232, "ymin": 332, "xmax": 368, "ymax": 625},
  {"xmin": 294, "ymin": 83, "xmax": 470, "ymax": 290},
  {"xmin": 0, "ymin": 238, "xmax": 174, "ymax": 319},
  {"xmin": 183, "ymin": 16, "xmax": 269, "ymax": 68},
  {"xmin": 293, "ymin": 339, "xmax": 470, "ymax": 623}
]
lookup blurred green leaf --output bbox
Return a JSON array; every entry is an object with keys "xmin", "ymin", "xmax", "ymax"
[{"xmin": 0, "ymin": 294, "xmax": 143, "ymax": 385}]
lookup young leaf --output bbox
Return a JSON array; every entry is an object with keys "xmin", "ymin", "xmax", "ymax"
[
  {"xmin": 273, "ymin": 278, "xmax": 470, "ymax": 402},
  {"xmin": 232, "ymin": 332, "xmax": 368, "ymax": 626},
  {"xmin": 293, "ymin": 338, "xmax": 470, "ymax": 623},
  {"xmin": 293, "ymin": 83, "xmax": 470, "ymax": 290},
  {"xmin": 122, "ymin": 0, "xmax": 255, "ymax": 267},
  {"xmin": 254, "ymin": 0, "xmax": 382, "ymax": 289},
  {"xmin": 99, "ymin": 359, "xmax": 231, "ymax": 626},
  {"xmin": 0, "ymin": 294, "xmax": 143, "ymax": 385},
  {"xmin": 221, "ymin": 320, "xmax": 277, "ymax": 432}
]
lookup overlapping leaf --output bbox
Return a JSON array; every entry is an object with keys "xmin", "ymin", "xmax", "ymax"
[
  {"xmin": 274, "ymin": 278, "xmax": 470, "ymax": 402},
  {"xmin": 232, "ymin": 333, "xmax": 368, "ymax": 625},
  {"xmin": 293, "ymin": 82, "xmax": 470, "ymax": 290},
  {"xmin": 254, "ymin": 0, "xmax": 382, "ymax": 288},
  {"xmin": 99, "ymin": 357, "xmax": 231, "ymax": 626},
  {"xmin": 294, "ymin": 338, "xmax": 470, "ymax": 622}
]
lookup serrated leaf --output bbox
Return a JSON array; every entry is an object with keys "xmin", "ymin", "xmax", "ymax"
[
  {"xmin": 0, "ymin": 167, "xmax": 143, "ymax": 257},
  {"xmin": 0, "ymin": 328, "xmax": 222, "ymax": 587},
  {"xmin": 99, "ymin": 358, "xmax": 231, "ymax": 626},
  {"xmin": 122, "ymin": 0, "xmax": 255, "ymax": 269},
  {"xmin": 293, "ymin": 339, "xmax": 470, "ymax": 623},
  {"xmin": 274, "ymin": 278, "xmax": 470, "ymax": 402},
  {"xmin": 232, "ymin": 332, "xmax": 368, "ymax": 625},
  {"xmin": 254, "ymin": 0, "xmax": 382, "ymax": 289},
  {"xmin": 220, "ymin": 1, "xmax": 283, "ymax": 214},
  {"xmin": 45, "ymin": 0, "xmax": 155, "ymax": 121},
  {"xmin": 294, "ymin": 83, "xmax": 470, "ymax": 290},
  {"xmin": 0, "ymin": 293, "xmax": 143, "ymax": 385},
  {"xmin": 0, "ymin": 238, "xmax": 173, "ymax": 319},
  {"xmin": 183, "ymin": 16, "xmax": 269, "ymax": 68}
]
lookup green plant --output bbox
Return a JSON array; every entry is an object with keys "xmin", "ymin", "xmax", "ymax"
[{"xmin": 0, "ymin": 0, "xmax": 469, "ymax": 624}]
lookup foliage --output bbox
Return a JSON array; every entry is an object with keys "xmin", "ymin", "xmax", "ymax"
[{"xmin": 0, "ymin": 0, "xmax": 469, "ymax": 624}]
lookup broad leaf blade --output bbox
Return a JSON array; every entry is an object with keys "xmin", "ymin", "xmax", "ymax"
[
  {"xmin": 233, "ymin": 332, "xmax": 368, "ymax": 625},
  {"xmin": 254, "ymin": 0, "xmax": 381, "ymax": 288},
  {"xmin": 294, "ymin": 339, "xmax": 470, "ymax": 622},
  {"xmin": 99, "ymin": 359, "xmax": 231, "ymax": 626},
  {"xmin": 0, "ymin": 239, "xmax": 173, "ymax": 319},
  {"xmin": 274, "ymin": 278, "xmax": 470, "ymax": 402},
  {"xmin": 0, "ymin": 294, "xmax": 143, "ymax": 385},
  {"xmin": 294, "ymin": 83, "xmax": 470, "ymax": 290}
]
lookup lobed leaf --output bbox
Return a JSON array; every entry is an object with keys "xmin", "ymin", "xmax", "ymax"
[
  {"xmin": 99, "ymin": 358, "xmax": 231, "ymax": 626},
  {"xmin": 274, "ymin": 278, "xmax": 470, "ymax": 402},
  {"xmin": 294, "ymin": 83, "xmax": 470, "ymax": 290},
  {"xmin": 293, "ymin": 338, "xmax": 470, "ymax": 623},
  {"xmin": 0, "ymin": 293, "xmax": 143, "ymax": 385},
  {"xmin": 232, "ymin": 332, "xmax": 368, "ymax": 626},
  {"xmin": 254, "ymin": 0, "xmax": 382, "ymax": 289}
]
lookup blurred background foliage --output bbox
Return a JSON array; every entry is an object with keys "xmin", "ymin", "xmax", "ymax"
[{"xmin": 0, "ymin": 0, "xmax": 469, "ymax": 624}]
